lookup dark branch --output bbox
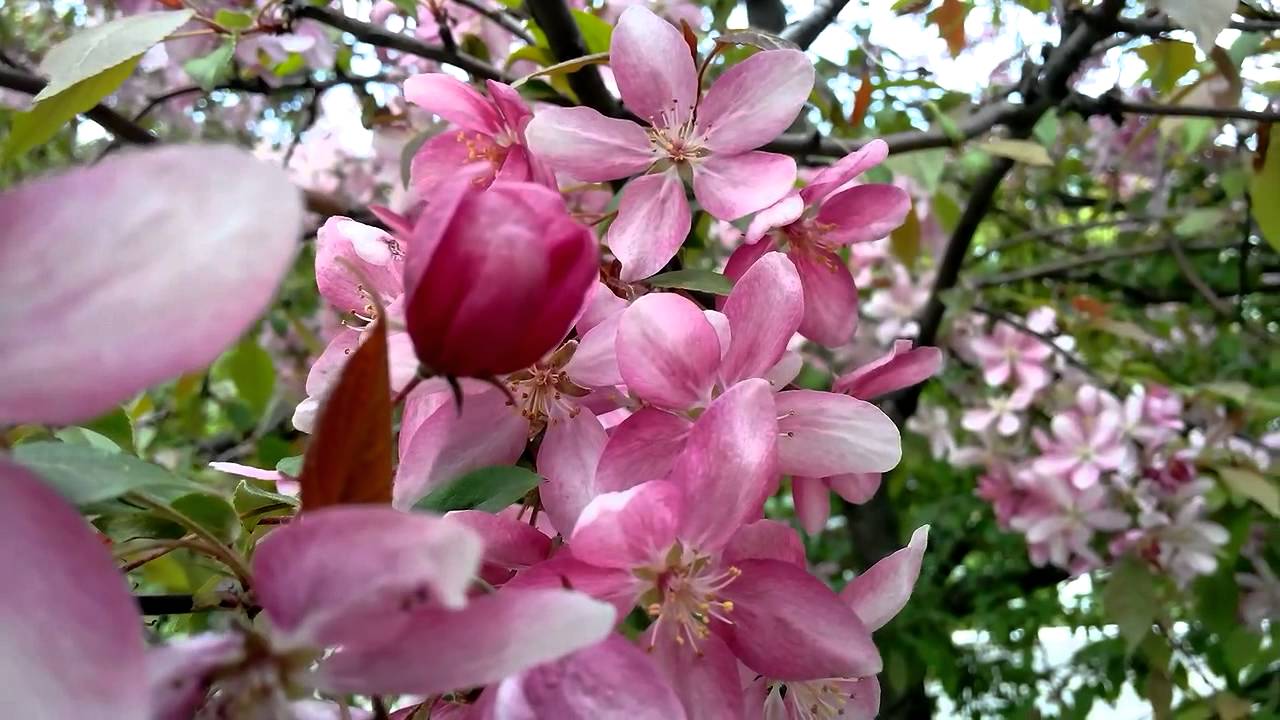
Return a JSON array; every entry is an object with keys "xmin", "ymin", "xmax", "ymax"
[
  {"xmin": 454, "ymin": 0, "xmax": 535, "ymax": 44},
  {"xmin": 970, "ymin": 305, "xmax": 1097, "ymax": 378},
  {"xmin": 764, "ymin": 100, "xmax": 1019, "ymax": 159},
  {"xmin": 285, "ymin": 0, "xmax": 511, "ymax": 82},
  {"xmin": 524, "ymin": 0, "xmax": 619, "ymax": 116},
  {"xmin": 781, "ymin": 0, "xmax": 852, "ymax": 50},
  {"xmin": 746, "ymin": 0, "xmax": 788, "ymax": 33},
  {"xmin": 1068, "ymin": 88, "xmax": 1280, "ymax": 124},
  {"xmin": 1110, "ymin": 15, "xmax": 1280, "ymax": 37},
  {"xmin": 0, "ymin": 67, "xmax": 157, "ymax": 145},
  {"xmin": 972, "ymin": 238, "xmax": 1237, "ymax": 287},
  {"xmin": 135, "ymin": 593, "xmax": 242, "ymax": 615}
]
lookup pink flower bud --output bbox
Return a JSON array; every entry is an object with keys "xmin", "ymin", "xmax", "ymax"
[{"xmin": 404, "ymin": 179, "xmax": 599, "ymax": 377}]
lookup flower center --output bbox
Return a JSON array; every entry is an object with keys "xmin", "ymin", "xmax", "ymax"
[
  {"xmin": 783, "ymin": 219, "xmax": 840, "ymax": 268},
  {"xmin": 505, "ymin": 341, "xmax": 590, "ymax": 435},
  {"xmin": 456, "ymin": 130, "xmax": 508, "ymax": 181},
  {"xmin": 642, "ymin": 550, "xmax": 741, "ymax": 654},
  {"xmin": 647, "ymin": 120, "xmax": 708, "ymax": 164},
  {"xmin": 778, "ymin": 679, "xmax": 851, "ymax": 720}
]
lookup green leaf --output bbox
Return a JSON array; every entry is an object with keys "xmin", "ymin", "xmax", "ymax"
[
  {"xmin": 211, "ymin": 337, "xmax": 276, "ymax": 417},
  {"xmin": 53, "ymin": 427, "xmax": 123, "ymax": 454},
  {"xmin": 5, "ymin": 58, "xmax": 139, "ymax": 159},
  {"xmin": 1173, "ymin": 207, "xmax": 1224, "ymax": 237},
  {"xmin": 232, "ymin": 480, "xmax": 298, "ymax": 516},
  {"xmin": 414, "ymin": 465, "xmax": 542, "ymax": 513},
  {"xmin": 171, "ymin": 492, "xmax": 241, "ymax": 543},
  {"xmin": 1103, "ymin": 557, "xmax": 1158, "ymax": 653},
  {"xmin": 390, "ymin": 0, "xmax": 419, "ymax": 15},
  {"xmin": 275, "ymin": 455, "xmax": 303, "ymax": 477},
  {"xmin": 716, "ymin": 29, "xmax": 799, "ymax": 52},
  {"xmin": 1251, "ymin": 134, "xmax": 1280, "ymax": 252},
  {"xmin": 890, "ymin": 199, "xmax": 922, "ymax": 268},
  {"xmin": 648, "ymin": 269, "xmax": 735, "ymax": 296},
  {"xmin": 12, "ymin": 442, "xmax": 198, "ymax": 505},
  {"xmin": 976, "ymin": 138, "xmax": 1053, "ymax": 166},
  {"xmin": 1135, "ymin": 41, "xmax": 1197, "ymax": 94},
  {"xmin": 512, "ymin": 51, "xmax": 609, "ymax": 89},
  {"xmin": 572, "ymin": 10, "xmax": 613, "ymax": 55},
  {"xmin": 213, "ymin": 9, "xmax": 254, "ymax": 31},
  {"xmin": 1217, "ymin": 467, "xmax": 1280, "ymax": 517},
  {"xmin": 34, "ymin": 9, "xmax": 194, "ymax": 102},
  {"xmin": 183, "ymin": 39, "xmax": 237, "ymax": 91},
  {"xmin": 83, "ymin": 406, "xmax": 136, "ymax": 453}
]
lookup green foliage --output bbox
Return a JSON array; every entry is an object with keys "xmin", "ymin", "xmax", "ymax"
[
  {"xmin": 12, "ymin": 441, "xmax": 200, "ymax": 505},
  {"xmin": 414, "ymin": 465, "xmax": 543, "ymax": 513}
]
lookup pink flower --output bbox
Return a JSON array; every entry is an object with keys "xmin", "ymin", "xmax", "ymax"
[
  {"xmin": 862, "ymin": 264, "xmax": 929, "ymax": 345},
  {"xmin": 405, "ymin": 73, "xmax": 554, "ymax": 196},
  {"xmin": 525, "ymin": 6, "xmax": 814, "ymax": 280},
  {"xmin": 1122, "ymin": 384, "xmax": 1185, "ymax": 446},
  {"xmin": 1032, "ymin": 386, "xmax": 1131, "ymax": 488},
  {"xmin": 0, "ymin": 459, "xmax": 615, "ymax": 717},
  {"xmin": 725, "ymin": 141, "xmax": 912, "ymax": 347},
  {"xmin": 510, "ymin": 381, "xmax": 883, "ymax": 717},
  {"xmin": 834, "ymin": 339, "xmax": 944, "ymax": 400},
  {"xmin": 404, "ymin": 176, "xmax": 599, "ymax": 377},
  {"xmin": 961, "ymin": 387, "xmax": 1034, "ymax": 437},
  {"xmin": 0, "ymin": 145, "xmax": 301, "ymax": 425},
  {"xmin": 968, "ymin": 319, "xmax": 1053, "ymax": 392},
  {"xmin": 1010, "ymin": 476, "xmax": 1129, "ymax": 571}
]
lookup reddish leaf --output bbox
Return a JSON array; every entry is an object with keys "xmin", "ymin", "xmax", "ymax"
[
  {"xmin": 1071, "ymin": 295, "xmax": 1111, "ymax": 319},
  {"xmin": 927, "ymin": 0, "xmax": 968, "ymax": 58},
  {"xmin": 297, "ymin": 315, "xmax": 394, "ymax": 511},
  {"xmin": 680, "ymin": 19, "xmax": 699, "ymax": 64},
  {"xmin": 850, "ymin": 68, "xmax": 874, "ymax": 127}
]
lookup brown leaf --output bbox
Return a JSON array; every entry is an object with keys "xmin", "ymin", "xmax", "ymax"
[
  {"xmin": 927, "ymin": 0, "xmax": 968, "ymax": 58},
  {"xmin": 680, "ymin": 19, "xmax": 700, "ymax": 64},
  {"xmin": 297, "ymin": 315, "xmax": 394, "ymax": 511},
  {"xmin": 1071, "ymin": 295, "xmax": 1112, "ymax": 319},
  {"xmin": 850, "ymin": 68, "xmax": 874, "ymax": 127}
]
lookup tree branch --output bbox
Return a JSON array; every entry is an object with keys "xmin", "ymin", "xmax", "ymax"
[
  {"xmin": 972, "ymin": 238, "xmax": 1237, "ymax": 287},
  {"xmin": 746, "ymin": 0, "xmax": 787, "ymax": 33},
  {"xmin": 1110, "ymin": 15, "xmax": 1280, "ymax": 37},
  {"xmin": 454, "ymin": 0, "xmax": 535, "ymax": 44},
  {"xmin": 781, "ymin": 0, "xmax": 852, "ymax": 50},
  {"xmin": 0, "ymin": 67, "xmax": 158, "ymax": 145},
  {"xmin": 1067, "ymin": 89, "xmax": 1280, "ymax": 124},
  {"xmin": 525, "ymin": 0, "xmax": 619, "ymax": 116}
]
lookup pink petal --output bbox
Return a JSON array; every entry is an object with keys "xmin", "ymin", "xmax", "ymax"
[
  {"xmin": 815, "ymin": 184, "xmax": 913, "ymax": 245},
  {"xmin": 594, "ymin": 407, "xmax": 693, "ymax": 493},
  {"xmin": 649, "ymin": 631, "xmax": 746, "ymax": 720},
  {"xmin": 833, "ymin": 340, "xmax": 943, "ymax": 400},
  {"xmin": 765, "ymin": 350, "xmax": 804, "ymax": 389},
  {"xmin": 445, "ymin": 510, "xmax": 552, "ymax": 569},
  {"xmin": 607, "ymin": 171, "xmax": 692, "ymax": 281},
  {"xmin": 147, "ymin": 634, "xmax": 245, "ymax": 720},
  {"xmin": 566, "ymin": 313, "xmax": 623, "ymax": 388},
  {"xmin": 393, "ymin": 388, "xmax": 529, "ymax": 508},
  {"xmin": 504, "ymin": 554, "xmax": 644, "ymax": 617},
  {"xmin": 524, "ymin": 107, "xmax": 657, "ymax": 182},
  {"xmin": 669, "ymin": 378, "xmax": 778, "ymax": 553},
  {"xmin": 839, "ymin": 525, "xmax": 929, "ymax": 631},
  {"xmin": 577, "ymin": 281, "xmax": 628, "ymax": 335},
  {"xmin": 717, "ymin": 559, "xmax": 881, "ymax": 680},
  {"xmin": 0, "ymin": 460, "xmax": 148, "ymax": 719},
  {"xmin": 616, "ymin": 292, "xmax": 720, "ymax": 410},
  {"xmin": 537, "ymin": 410, "xmax": 608, "ymax": 536},
  {"xmin": 315, "ymin": 589, "xmax": 616, "ymax": 696},
  {"xmin": 776, "ymin": 390, "xmax": 902, "ymax": 477},
  {"xmin": 486, "ymin": 79, "xmax": 533, "ymax": 132},
  {"xmin": 792, "ymin": 247, "xmax": 859, "ymax": 347},
  {"xmin": 828, "ymin": 472, "xmax": 881, "ymax": 505},
  {"xmin": 0, "ymin": 145, "xmax": 301, "ymax": 425},
  {"xmin": 800, "ymin": 140, "xmax": 889, "ymax": 205},
  {"xmin": 411, "ymin": 131, "xmax": 495, "ymax": 196},
  {"xmin": 403, "ymin": 73, "xmax": 502, "ymax": 135},
  {"xmin": 251, "ymin": 506, "xmax": 483, "ymax": 646},
  {"xmin": 720, "ymin": 252, "xmax": 804, "ymax": 386},
  {"xmin": 745, "ymin": 192, "xmax": 805, "ymax": 243},
  {"xmin": 792, "ymin": 476, "xmax": 831, "ymax": 535},
  {"xmin": 838, "ymin": 676, "xmax": 881, "ymax": 720},
  {"xmin": 571, "ymin": 481, "xmax": 684, "ymax": 569},
  {"xmin": 723, "ymin": 519, "xmax": 807, "ymax": 567},
  {"xmin": 491, "ymin": 634, "xmax": 687, "ymax": 720},
  {"xmin": 315, "ymin": 216, "xmax": 403, "ymax": 313},
  {"xmin": 695, "ymin": 50, "xmax": 815, "ymax": 155},
  {"xmin": 611, "ymin": 6, "xmax": 697, "ymax": 128},
  {"xmin": 692, "ymin": 151, "xmax": 797, "ymax": 221}
]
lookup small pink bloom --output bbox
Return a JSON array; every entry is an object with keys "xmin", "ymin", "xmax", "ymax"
[
  {"xmin": 1032, "ymin": 386, "xmax": 1131, "ymax": 488},
  {"xmin": 1010, "ymin": 477, "xmax": 1129, "ymax": 571},
  {"xmin": 525, "ymin": 6, "xmax": 814, "ymax": 280},
  {"xmin": 862, "ymin": 264, "xmax": 930, "ymax": 344},
  {"xmin": 834, "ymin": 339, "xmax": 943, "ymax": 400},
  {"xmin": 403, "ymin": 176, "xmax": 599, "ymax": 377},
  {"xmin": 962, "ymin": 387, "xmax": 1034, "ymax": 437},
  {"xmin": 968, "ymin": 319, "xmax": 1053, "ymax": 392}
]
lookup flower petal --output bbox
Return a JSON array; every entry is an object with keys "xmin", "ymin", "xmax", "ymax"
[
  {"xmin": 792, "ymin": 476, "xmax": 831, "ymax": 535},
  {"xmin": 316, "ymin": 588, "xmax": 616, "ymax": 696},
  {"xmin": 537, "ymin": 410, "xmax": 608, "ymax": 536},
  {"xmin": 607, "ymin": 171, "xmax": 692, "ymax": 281},
  {"xmin": 669, "ymin": 378, "xmax": 778, "ymax": 553},
  {"xmin": 718, "ymin": 559, "xmax": 881, "ymax": 680},
  {"xmin": 617, "ymin": 292, "xmax": 720, "ymax": 410},
  {"xmin": 776, "ymin": 390, "xmax": 902, "ymax": 477},
  {"xmin": 525, "ymin": 107, "xmax": 657, "ymax": 182},
  {"xmin": 833, "ymin": 340, "xmax": 943, "ymax": 400},
  {"xmin": 446, "ymin": 510, "xmax": 553, "ymax": 569},
  {"xmin": 839, "ymin": 525, "xmax": 929, "ymax": 631},
  {"xmin": 393, "ymin": 388, "xmax": 529, "ymax": 508},
  {"xmin": 0, "ymin": 145, "xmax": 301, "ymax": 424},
  {"xmin": 720, "ymin": 252, "xmax": 804, "ymax": 386},
  {"xmin": 594, "ymin": 407, "xmax": 693, "ymax": 493},
  {"xmin": 504, "ymin": 554, "xmax": 644, "ymax": 617},
  {"xmin": 722, "ymin": 519, "xmax": 806, "ymax": 567},
  {"xmin": 403, "ymin": 73, "xmax": 502, "ymax": 134},
  {"xmin": 800, "ymin": 140, "xmax": 889, "ymax": 205},
  {"xmin": 0, "ymin": 460, "xmax": 149, "ymax": 719},
  {"xmin": 692, "ymin": 151, "xmax": 797, "ymax": 221},
  {"xmin": 828, "ymin": 472, "xmax": 881, "ymax": 505},
  {"xmin": 649, "ymin": 631, "xmax": 746, "ymax": 720},
  {"xmin": 792, "ymin": 248, "xmax": 859, "ymax": 347},
  {"xmin": 571, "ymin": 481, "xmax": 684, "ymax": 569},
  {"xmin": 745, "ymin": 192, "xmax": 805, "ymax": 243},
  {"xmin": 491, "ymin": 634, "xmax": 687, "ymax": 720},
  {"xmin": 315, "ymin": 216, "xmax": 403, "ymax": 313},
  {"xmin": 815, "ymin": 183, "xmax": 912, "ymax": 245},
  {"xmin": 611, "ymin": 6, "xmax": 697, "ymax": 128},
  {"xmin": 147, "ymin": 634, "xmax": 245, "ymax": 720},
  {"xmin": 695, "ymin": 50, "xmax": 814, "ymax": 155},
  {"xmin": 251, "ymin": 506, "xmax": 483, "ymax": 646}
]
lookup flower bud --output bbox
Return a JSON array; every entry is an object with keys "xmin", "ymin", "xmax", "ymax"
[{"xmin": 404, "ymin": 178, "xmax": 599, "ymax": 377}]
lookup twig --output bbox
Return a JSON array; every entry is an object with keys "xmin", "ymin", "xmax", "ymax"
[
  {"xmin": 781, "ymin": 0, "xmax": 852, "ymax": 50},
  {"xmin": 1068, "ymin": 89, "xmax": 1280, "ymax": 124},
  {"xmin": 1167, "ymin": 235, "xmax": 1272, "ymax": 342},
  {"xmin": 125, "ymin": 491, "xmax": 254, "ymax": 586},
  {"xmin": 0, "ymin": 67, "xmax": 158, "ymax": 145},
  {"xmin": 134, "ymin": 593, "xmax": 243, "ymax": 615},
  {"xmin": 971, "ymin": 215, "xmax": 1160, "ymax": 261},
  {"xmin": 454, "ymin": 0, "xmax": 534, "ymax": 44},
  {"xmin": 133, "ymin": 72, "xmax": 394, "ymax": 122},
  {"xmin": 1110, "ymin": 15, "xmax": 1280, "ymax": 37},
  {"xmin": 525, "ymin": 0, "xmax": 618, "ymax": 116},
  {"xmin": 972, "ymin": 238, "xmax": 1237, "ymax": 287}
]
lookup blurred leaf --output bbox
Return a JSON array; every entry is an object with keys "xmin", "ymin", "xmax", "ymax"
[
  {"xmin": 716, "ymin": 29, "xmax": 799, "ymax": 52},
  {"xmin": 1103, "ymin": 557, "xmax": 1158, "ymax": 653},
  {"xmin": 927, "ymin": 0, "xmax": 969, "ymax": 57},
  {"xmin": 390, "ymin": 0, "xmax": 419, "ymax": 15},
  {"xmin": 232, "ymin": 480, "xmax": 297, "ymax": 516},
  {"xmin": 12, "ymin": 442, "xmax": 198, "ymax": 505},
  {"xmin": 1136, "ymin": 41, "xmax": 1197, "ymax": 94},
  {"xmin": 171, "ymin": 493, "xmax": 240, "ymax": 543},
  {"xmin": 5, "ymin": 58, "xmax": 139, "ymax": 159},
  {"xmin": 1217, "ymin": 467, "xmax": 1280, "ymax": 517},
  {"xmin": 885, "ymin": 148, "xmax": 947, "ymax": 193},
  {"xmin": 1173, "ymin": 208, "xmax": 1225, "ymax": 237},
  {"xmin": 184, "ymin": 39, "xmax": 236, "ymax": 91},
  {"xmin": 213, "ymin": 9, "xmax": 254, "ymax": 31},
  {"xmin": 649, "ymin": 269, "xmax": 735, "ymax": 295},
  {"xmin": 1213, "ymin": 692, "xmax": 1252, "ymax": 720},
  {"xmin": 1250, "ymin": 126, "xmax": 1280, "ymax": 252},
  {"xmin": 1153, "ymin": 0, "xmax": 1234, "ymax": 54},
  {"xmin": 53, "ymin": 427, "xmax": 123, "ymax": 453},
  {"xmin": 891, "ymin": 200, "xmax": 922, "ymax": 268},
  {"xmin": 298, "ymin": 316, "xmax": 393, "ymax": 511},
  {"xmin": 976, "ymin": 138, "xmax": 1053, "ymax": 166},
  {"xmin": 850, "ymin": 68, "xmax": 874, "ymax": 127},
  {"xmin": 572, "ymin": 10, "xmax": 613, "ymax": 54},
  {"xmin": 84, "ymin": 406, "xmax": 136, "ymax": 453},
  {"xmin": 512, "ymin": 52, "xmax": 609, "ymax": 89},
  {"xmin": 211, "ymin": 337, "xmax": 276, "ymax": 417},
  {"xmin": 414, "ymin": 465, "xmax": 542, "ymax": 513},
  {"xmin": 34, "ymin": 9, "xmax": 194, "ymax": 101},
  {"xmin": 275, "ymin": 455, "xmax": 303, "ymax": 477}
]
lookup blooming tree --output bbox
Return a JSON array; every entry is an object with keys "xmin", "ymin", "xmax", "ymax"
[{"xmin": 1, "ymin": 0, "xmax": 1278, "ymax": 718}]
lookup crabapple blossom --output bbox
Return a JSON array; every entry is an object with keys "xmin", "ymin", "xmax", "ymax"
[{"xmin": 968, "ymin": 319, "xmax": 1053, "ymax": 392}]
